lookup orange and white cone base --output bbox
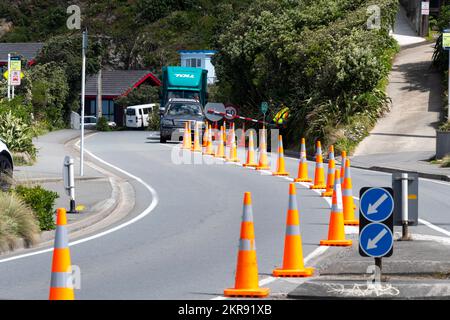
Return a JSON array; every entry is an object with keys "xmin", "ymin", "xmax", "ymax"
[
  {"xmin": 272, "ymin": 135, "xmax": 289, "ymax": 176},
  {"xmin": 320, "ymin": 170, "xmax": 352, "ymax": 247},
  {"xmin": 243, "ymin": 130, "xmax": 258, "ymax": 167},
  {"xmin": 224, "ymin": 192, "xmax": 269, "ymax": 298},
  {"xmin": 273, "ymin": 184, "xmax": 314, "ymax": 278},
  {"xmin": 294, "ymin": 138, "xmax": 312, "ymax": 183},
  {"xmin": 310, "ymin": 141, "xmax": 326, "ymax": 189},
  {"xmin": 49, "ymin": 208, "xmax": 75, "ymax": 300},
  {"xmin": 342, "ymin": 158, "xmax": 359, "ymax": 226}
]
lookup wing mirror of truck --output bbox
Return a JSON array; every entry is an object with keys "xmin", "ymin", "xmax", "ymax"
[{"xmin": 159, "ymin": 107, "xmax": 166, "ymax": 115}]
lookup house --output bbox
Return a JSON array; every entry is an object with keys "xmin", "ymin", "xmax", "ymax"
[
  {"xmin": 0, "ymin": 42, "xmax": 44, "ymax": 67},
  {"xmin": 84, "ymin": 70, "xmax": 161, "ymax": 126},
  {"xmin": 178, "ymin": 50, "xmax": 217, "ymax": 84}
]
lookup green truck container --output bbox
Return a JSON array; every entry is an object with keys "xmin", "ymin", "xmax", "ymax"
[{"xmin": 160, "ymin": 66, "xmax": 208, "ymax": 108}]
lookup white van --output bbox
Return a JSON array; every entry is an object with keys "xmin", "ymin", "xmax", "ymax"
[{"xmin": 125, "ymin": 104, "xmax": 156, "ymax": 128}]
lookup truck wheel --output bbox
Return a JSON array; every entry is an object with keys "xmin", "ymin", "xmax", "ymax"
[{"xmin": 160, "ymin": 136, "xmax": 167, "ymax": 143}]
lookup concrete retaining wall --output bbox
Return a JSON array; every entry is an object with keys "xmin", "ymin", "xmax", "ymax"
[{"xmin": 436, "ymin": 131, "xmax": 450, "ymax": 159}]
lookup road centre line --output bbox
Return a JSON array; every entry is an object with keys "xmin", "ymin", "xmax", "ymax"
[{"xmin": 0, "ymin": 135, "xmax": 159, "ymax": 264}]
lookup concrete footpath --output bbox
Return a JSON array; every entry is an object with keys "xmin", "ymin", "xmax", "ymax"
[
  {"xmin": 352, "ymin": 6, "xmax": 448, "ymax": 180},
  {"xmin": 10, "ymin": 129, "xmax": 135, "ymax": 248},
  {"xmin": 289, "ymin": 233, "xmax": 450, "ymax": 299}
]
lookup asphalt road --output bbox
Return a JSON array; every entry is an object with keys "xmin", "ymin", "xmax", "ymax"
[{"xmin": 0, "ymin": 131, "xmax": 449, "ymax": 300}]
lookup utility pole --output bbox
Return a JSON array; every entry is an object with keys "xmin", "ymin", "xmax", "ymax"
[
  {"xmin": 97, "ymin": 68, "xmax": 102, "ymax": 119},
  {"xmin": 7, "ymin": 53, "xmax": 10, "ymax": 101},
  {"xmin": 80, "ymin": 29, "xmax": 88, "ymax": 177}
]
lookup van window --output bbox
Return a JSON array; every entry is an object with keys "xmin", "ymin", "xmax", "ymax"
[
  {"xmin": 143, "ymin": 108, "xmax": 149, "ymax": 115},
  {"xmin": 126, "ymin": 109, "xmax": 136, "ymax": 116}
]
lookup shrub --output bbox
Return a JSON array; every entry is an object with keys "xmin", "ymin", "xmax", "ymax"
[
  {"xmin": 439, "ymin": 122, "xmax": 450, "ymax": 132},
  {"xmin": 14, "ymin": 185, "xmax": 59, "ymax": 231},
  {"xmin": 148, "ymin": 105, "xmax": 161, "ymax": 131},
  {"xmin": 96, "ymin": 116, "xmax": 111, "ymax": 131},
  {"xmin": 0, "ymin": 111, "xmax": 36, "ymax": 157},
  {"xmin": 0, "ymin": 192, "xmax": 40, "ymax": 251}
]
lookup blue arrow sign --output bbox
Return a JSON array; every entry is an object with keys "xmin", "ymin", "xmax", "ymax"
[
  {"xmin": 360, "ymin": 187, "xmax": 394, "ymax": 222},
  {"xmin": 359, "ymin": 223, "xmax": 393, "ymax": 257}
]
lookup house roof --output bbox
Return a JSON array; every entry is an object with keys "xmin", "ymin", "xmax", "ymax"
[
  {"xmin": 178, "ymin": 50, "xmax": 217, "ymax": 55},
  {"xmin": 0, "ymin": 42, "xmax": 44, "ymax": 64},
  {"xmin": 85, "ymin": 70, "xmax": 162, "ymax": 97}
]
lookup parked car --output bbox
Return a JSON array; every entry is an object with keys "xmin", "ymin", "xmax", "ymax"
[
  {"xmin": 0, "ymin": 140, "xmax": 13, "ymax": 192},
  {"xmin": 81, "ymin": 116, "xmax": 117, "ymax": 129},
  {"xmin": 159, "ymin": 98, "xmax": 205, "ymax": 143},
  {"xmin": 125, "ymin": 104, "xmax": 157, "ymax": 129}
]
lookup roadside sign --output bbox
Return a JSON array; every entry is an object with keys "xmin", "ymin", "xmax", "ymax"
[
  {"xmin": 392, "ymin": 173, "xmax": 419, "ymax": 226},
  {"xmin": 10, "ymin": 56, "xmax": 21, "ymax": 72},
  {"xmin": 3, "ymin": 70, "xmax": 24, "ymax": 80},
  {"xmin": 421, "ymin": 1, "xmax": 429, "ymax": 15},
  {"xmin": 10, "ymin": 70, "xmax": 21, "ymax": 85},
  {"xmin": 204, "ymin": 102, "xmax": 225, "ymax": 122},
  {"xmin": 224, "ymin": 104, "xmax": 238, "ymax": 120},
  {"xmin": 443, "ymin": 30, "xmax": 450, "ymax": 50},
  {"xmin": 359, "ymin": 187, "xmax": 394, "ymax": 258},
  {"xmin": 261, "ymin": 102, "xmax": 269, "ymax": 114}
]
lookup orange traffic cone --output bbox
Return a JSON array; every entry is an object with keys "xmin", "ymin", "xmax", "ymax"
[
  {"xmin": 273, "ymin": 183, "xmax": 314, "ymax": 277},
  {"xmin": 182, "ymin": 122, "xmax": 191, "ymax": 150},
  {"xmin": 294, "ymin": 138, "xmax": 312, "ymax": 183},
  {"xmin": 256, "ymin": 127, "xmax": 270, "ymax": 170},
  {"xmin": 215, "ymin": 126, "xmax": 226, "ymax": 159},
  {"xmin": 342, "ymin": 158, "xmax": 359, "ymax": 226},
  {"xmin": 321, "ymin": 145, "xmax": 336, "ymax": 197},
  {"xmin": 309, "ymin": 141, "xmax": 326, "ymax": 189},
  {"xmin": 192, "ymin": 122, "xmax": 202, "ymax": 153},
  {"xmin": 203, "ymin": 124, "xmax": 215, "ymax": 156},
  {"xmin": 272, "ymin": 135, "xmax": 289, "ymax": 176},
  {"xmin": 227, "ymin": 123, "xmax": 240, "ymax": 162},
  {"xmin": 340, "ymin": 150, "xmax": 347, "ymax": 184},
  {"xmin": 49, "ymin": 208, "xmax": 75, "ymax": 300},
  {"xmin": 202, "ymin": 122, "xmax": 209, "ymax": 148},
  {"xmin": 223, "ymin": 121, "xmax": 227, "ymax": 143},
  {"xmin": 243, "ymin": 130, "xmax": 258, "ymax": 167},
  {"xmin": 238, "ymin": 122, "xmax": 246, "ymax": 147},
  {"xmin": 320, "ymin": 170, "xmax": 352, "ymax": 247},
  {"xmin": 224, "ymin": 192, "xmax": 270, "ymax": 298}
]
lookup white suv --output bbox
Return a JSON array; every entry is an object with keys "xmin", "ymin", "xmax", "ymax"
[{"xmin": 0, "ymin": 140, "xmax": 13, "ymax": 191}]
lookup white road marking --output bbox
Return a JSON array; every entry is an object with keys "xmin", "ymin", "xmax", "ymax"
[
  {"xmin": 0, "ymin": 135, "xmax": 159, "ymax": 264},
  {"xmin": 418, "ymin": 219, "xmax": 450, "ymax": 237}
]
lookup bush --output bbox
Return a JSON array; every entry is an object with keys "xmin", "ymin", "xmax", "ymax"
[
  {"xmin": 148, "ymin": 105, "xmax": 161, "ymax": 131},
  {"xmin": 0, "ymin": 111, "xmax": 36, "ymax": 157},
  {"xmin": 439, "ymin": 122, "xmax": 450, "ymax": 132},
  {"xmin": 96, "ymin": 116, "xmax": 111, "ymax": 131},
  {"xmin": 0, "ymin": 192, "xmax": 40, "ymax": 251},
  {"xmin": 14, "ymin": 185, "xmax": 59, "ymax": 231}
]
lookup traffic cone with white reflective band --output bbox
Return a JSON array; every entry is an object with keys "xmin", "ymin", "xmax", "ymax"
[
  {"xmin": 227, "ymin": 137, "xmax": 240, "ymax": 163},
  {"xmin": 294, "ymin": 138, "xmax": 312, "ymax": 183},
  {"xmin": 340, "ymin": 150, "xmax": 347, "ymax": 184},
  {"xmin": 272, "ymin": 135, "xmax": 290, "ymax": 176},
  {"xmin": 238, "ymin": 122, "xmax": 246, "ymax": 147},
  {"xmin": 182, "ymin": 122, "xmax": 190, "ymax": 150},
  {"xmin": 321, "ymin": 145, "xmax": 335, "ymax": 197},
  {"xmin": 320, "ymin": 170, "xmax": 352, "ymax": 247},
  {"xmin": 342, "ymin": 158, "xmax": 359, "ymax": 226},
  {"xmin": 203, "ymin": 124, "xmax": 215, "ymax": 156},
  {"xmin": 215, "ymin": 126, "xmax": 226, "ymax": 159},
  {"xmin": 310, "ymin": 141, "xmax": 326, "ymax": 189},
  {"xmin": 273, "ymin": 183, "xmax": 314, "ymax": 278},
  {"xmin": 256, "ymin": 127, "xmax": 270, "ymax": 170},
  {"xmin": 243, "ymin": 130, "xmax": 258, "ymax": 167},
  {"xmin": 49, "ymin": 208, "xmax": 75, "ymax": 300},
  {"xmin": 191, "ymin": 122, "xmax": 202, "ymax": 152},
  {"xmin": 223, "ymin": 121, "xmax": 227, "ymax": 143},
  {"xmin": 202, "ymin": 122, "xmax": 209, "ymax": 148},
  {"xmin": 224, "ymin": 192, "xmax": 269, "ymax": 298}
]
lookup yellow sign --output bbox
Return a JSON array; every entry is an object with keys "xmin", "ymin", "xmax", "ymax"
[
  {"xmin": 3, "ymin": 70, "xmax": 24, "ymax": 80},
  {"xmin": 443, "ymin": 32, "xmax": 450, "ymax": 49},
  {"xmin": 10, "ymin": 60, "xmax": 21, "ymax": 72}
]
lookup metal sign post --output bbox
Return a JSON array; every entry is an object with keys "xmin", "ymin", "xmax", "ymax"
[
  {"xmin": 392, "ymin": 172, "xmax": 419, "ymax": 241},
  {"xmin": 63, "ymin": 156, "xmax": 78, "ymax": 214},
  {"xmin": 443, "ymin": 29, "xmax": 450, "ymax": 122},
  {"xmin": 359, "ymin": 187, "xmax": 395, "ymax": 281},
  {"xmin": 7, "ymin": 54, "xmax": 10, "ymax": 101},
  {"xmin": 80, "ymin": 29, "xmax": 88, "ymax": 176}
]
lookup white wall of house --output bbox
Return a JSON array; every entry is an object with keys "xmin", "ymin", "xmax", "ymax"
[{"xmin": 179, "ymin": 50, "xmax": 217, "ymax": 84}]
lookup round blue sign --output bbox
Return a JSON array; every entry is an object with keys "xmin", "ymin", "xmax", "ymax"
[
  {"xmin": 359, "ymin": 223, "xmax": 393, "ymax": 258},
  {"xmin": 360, "ymin": 188, "xmax": 394, "ymax": 222}
]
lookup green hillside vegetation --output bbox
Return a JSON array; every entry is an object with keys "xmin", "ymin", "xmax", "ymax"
[{"xmin": 0, "ymin": 0, "xmax": 399, "ymax": 153}]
